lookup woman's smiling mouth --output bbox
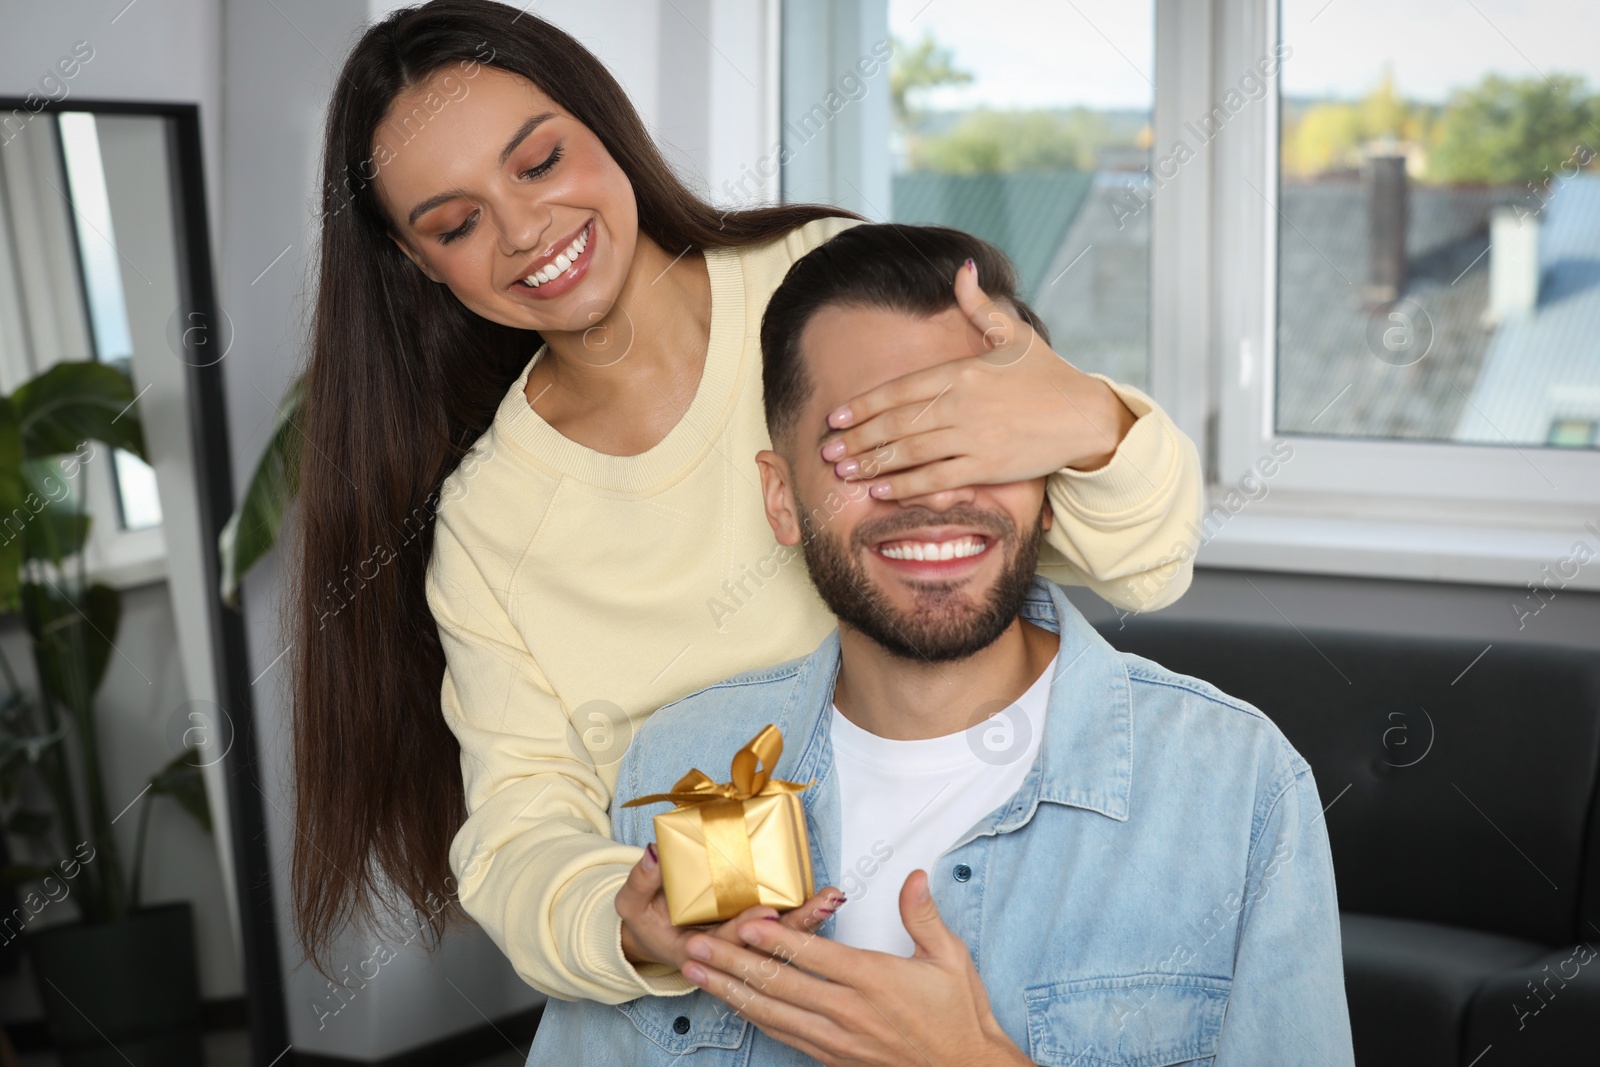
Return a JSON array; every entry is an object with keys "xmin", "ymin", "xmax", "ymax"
[{"xmin": 510, "ymin": 219, "xmax": 594, "ymax": 300}]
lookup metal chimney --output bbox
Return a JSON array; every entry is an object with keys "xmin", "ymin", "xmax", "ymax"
[
  {"xmin": 1485, "ymin": 206, "xmax": 1540, "ymax": 326},
  {"xmin": 1365, "ymin": 155, "xmax": 1408, "ymax": 305}
]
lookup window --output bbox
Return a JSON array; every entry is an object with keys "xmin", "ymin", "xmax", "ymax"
[
  {"xmin": 883, "ymin": 1, "xmax": 1155, "ymax": 390},
  {"xmin": 1548, "ymin": 418, "xmax": 1597, "ymax": 448},
  {"xmin": 780, "ymin": 1, "xmax": 1155, "ymax": 389},
  {"xmin": 57, "ymin": 112, "xmax": 164, "ymax": 531},
  {"xmin": 781, "ymin": 0, "xmax": 1600, "ymax": 583},
  {"xmin": 1208, "ymin": 0, "xmax": 1600, "ymax": 556},
  {"xmin": 1276, "ymin": 0, "xmax": 1600, "ymax": 450}
]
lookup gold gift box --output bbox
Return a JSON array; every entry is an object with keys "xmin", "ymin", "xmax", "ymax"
[{"xmin": 623, "ymin": 725, "xmax": 814, "ymax": 926}]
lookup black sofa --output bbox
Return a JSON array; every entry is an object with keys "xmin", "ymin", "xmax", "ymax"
[{"xmin": 1092, "ymin": 615, "xmax": 1600, "ymax": 1067}]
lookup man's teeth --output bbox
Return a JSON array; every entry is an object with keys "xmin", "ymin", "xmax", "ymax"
[
  {"xmin": 524, "ymin": 225, "xmax": 589, "ymax": 287},
  {"xmin": 877, "ymin": 537, "xmax": 988, "ymax": 562}
]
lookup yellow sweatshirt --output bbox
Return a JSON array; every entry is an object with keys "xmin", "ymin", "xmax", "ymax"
[{"xmin": 425, "ymin": 215, "xmax": 1203, "ymax": 1004}]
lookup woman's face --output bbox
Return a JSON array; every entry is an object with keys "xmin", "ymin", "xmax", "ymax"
[{"xmin": 372, "ymin": 66, "xmax": 639, "ymax": 331}]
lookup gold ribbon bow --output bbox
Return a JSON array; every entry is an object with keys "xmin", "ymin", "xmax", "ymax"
[
  {"xmin": 623, "ymin": 724, "xmax": 810, "ymax": 809},
  {"xmin": 624, "ymin": 725, "xmax": 813, "ymax": 921}
]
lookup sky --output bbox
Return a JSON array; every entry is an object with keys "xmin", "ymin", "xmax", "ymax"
[
  {"xmin": 889, "ymin": 0, "xmax": 1600, "ymax": 110},
  {"xmin": 889, "ymin": 1, "xmax": 1154, "ymax": 111}
]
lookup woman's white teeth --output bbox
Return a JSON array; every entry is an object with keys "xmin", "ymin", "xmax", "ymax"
[
  {"xmin": 524, "ymin": 225, "xmax": 589, "ymax": 287},
  {"xmin": 878, "ymin": 537, "xmax": 988, "ymax": 562}
]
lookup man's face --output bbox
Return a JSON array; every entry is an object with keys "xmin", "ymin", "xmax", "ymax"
[{"xmin": 756, "ymin": 302, "xmax": 1052, "ymax": 663}]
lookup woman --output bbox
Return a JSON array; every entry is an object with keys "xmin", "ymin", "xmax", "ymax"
[{"xmin": 291, "ymin": 0, "xmax": 1202, "ymax": 1004}]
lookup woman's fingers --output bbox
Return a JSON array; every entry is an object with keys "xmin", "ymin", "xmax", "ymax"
[
  {"xmin": 708, "ymin": 887, "xmax": 844, "ymax": 949},
  {"xmin": 780, "ymin": 886, "xmax": 846, "ymax": 934},
  {"xmin": 616, "ymin": 843, "xmax": 662, "ymax": 917},
  {"xmin": 710, "ymin": 904, "xmax": 782, "ymax": 944},
  {"xmin": 617, "ymin": 845, "xmax": 670, "ymax": 965}
]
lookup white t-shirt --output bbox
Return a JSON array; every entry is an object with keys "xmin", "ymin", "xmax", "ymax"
[{"xmin": 828, "ymin": 654, "xmax": 1056, "ymax": 956}]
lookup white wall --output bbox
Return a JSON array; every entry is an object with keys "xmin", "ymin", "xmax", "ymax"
[{"xmin": 0, "ymin": 0, "xmax": 223, "ymax": 267}]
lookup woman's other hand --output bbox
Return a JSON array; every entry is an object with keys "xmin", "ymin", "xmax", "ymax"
[{"xmin": 616, "ymin": 842, "xmax": 844, "ymax": 970}]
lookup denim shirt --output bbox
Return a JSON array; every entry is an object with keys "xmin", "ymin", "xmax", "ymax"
[{"xmin": 527, "ymin": 576, "xmax": 1355, "ymax": 1066}]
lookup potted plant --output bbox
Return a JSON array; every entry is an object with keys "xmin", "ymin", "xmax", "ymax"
[{"xmin": 0, "ymin": 360, "xmax": 211, "ymax": 1066}]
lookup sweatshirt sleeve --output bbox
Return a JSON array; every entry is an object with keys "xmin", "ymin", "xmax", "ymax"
[
  {"xmin": 1034, "ymin": 374, "xmax": 1204, "ymax": 613},
  {"xmin": 427, "ymin": 523, "xmax": 694, "ymax": 1004}
]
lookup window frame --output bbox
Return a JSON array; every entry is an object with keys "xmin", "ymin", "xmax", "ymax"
[{"xmin": 1202, "ymin": 0, "xmax": 1600, "ymax": 589}]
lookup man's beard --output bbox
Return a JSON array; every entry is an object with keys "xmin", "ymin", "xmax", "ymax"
[{"xmin": 797, "ymin": 497, "xmax": 1043, "ymax": 663}]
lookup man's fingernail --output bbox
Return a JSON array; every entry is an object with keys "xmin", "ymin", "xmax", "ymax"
[
  {"xmin": 683, "ymin": 963, "xmax": 707, "ymax": 985},
  {"xmin": 687, "ymin": 939, "xmax": 712, "ymax": 961},
  {"xmin": 739, "ymin": 924, "xmax": 763, "ymax": 945}
]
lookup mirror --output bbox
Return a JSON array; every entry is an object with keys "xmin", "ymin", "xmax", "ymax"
[{"xmin": 0, "ymin": 100, "xmax": 284, "ymax": 1065}]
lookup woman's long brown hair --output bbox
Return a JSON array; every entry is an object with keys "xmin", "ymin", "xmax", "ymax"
[{"xmin": 291, "ymin": 0, "xmax": 863, "ymax": 978}]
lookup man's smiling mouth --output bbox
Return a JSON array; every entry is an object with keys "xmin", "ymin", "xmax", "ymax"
[{"xmin": 873, "ymin": 535, "xmax": 992, "ymax": 562}]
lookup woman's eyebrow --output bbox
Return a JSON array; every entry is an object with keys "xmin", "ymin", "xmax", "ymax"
[
  {"xmin": 408, "ymin": 188, "xmax": 467, "ymax": 227},
  {"xmin": 498, "ymin": 111, "xmax": 556, "ymax": 166},
  {"xmin": 405, "ymin": 111, "xmax": 558, "ymax": 227}
]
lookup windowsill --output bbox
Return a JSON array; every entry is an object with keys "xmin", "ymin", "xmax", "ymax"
[
  {"xmin": 0, "ymin": 551, "xmax": 168, "ymax": 629},
  {"xmin": 90, "ymin": 549, "xmax": 169, "ymax": 591},
  {"xmin": 1193, "ymin": 487, "xmax": 1600, "ymax": 592},
  {"xmin": 83, "ymin": 524, "xmax": 170, "ymax": 592}
]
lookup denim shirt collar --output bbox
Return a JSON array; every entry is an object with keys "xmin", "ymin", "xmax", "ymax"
[{"xmin": 773, "ymin": 577, "xmax": 1132, "ymax": 880}]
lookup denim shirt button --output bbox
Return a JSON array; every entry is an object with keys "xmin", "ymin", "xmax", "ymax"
[
  {"xmin": 953, "ymin": 863, "xmax": 972, "ymax": 882},
  {"xmin": 673, "ymin": 1015, "xmax": 691, "ymax": 1035}
]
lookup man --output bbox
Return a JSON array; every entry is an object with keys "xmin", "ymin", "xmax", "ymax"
[{"xmin": 527, "ymin": 224, "xmax": 1355, "ymax": 1065}]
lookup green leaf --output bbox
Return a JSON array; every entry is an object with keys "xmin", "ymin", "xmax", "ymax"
[
  {"xmin": 148, "ymin": 747, "xmax": 211, "ymax": 834},
  {"xmin": 16, "ymin": 458, "xmax": 92, "ymax": 566},
  {"xmin": 20, "ymin": 507, "xmax": 91, "ymax": 568},
  {"xmin": 19, "ymin": 582, "xmax": 122, "ymax": 710},
  {"xmin": 12, "ymin": 360, "xmax": 146, "ymax": 461},
  {"xmin": 220, "ymin": 376, "xmax": 302, "ymax": 607},
  {"xmin": 6, "ymin": 808, "xmax": 53, "ymax": 838}
]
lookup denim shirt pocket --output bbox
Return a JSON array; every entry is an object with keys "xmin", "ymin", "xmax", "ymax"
[
  {"xmin": 616, "ymin": 991, "xmax": 748, "ymax": 1058},
  {"xmin": 1024, "ymin": 972, "xmax": 1231, "ymax": 1067}
]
